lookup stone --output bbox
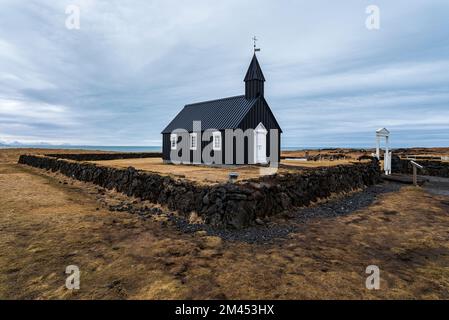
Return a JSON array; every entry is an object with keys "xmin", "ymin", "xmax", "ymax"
[
  {"xmin": 226, "ymin": 193, "xmax": 247, "ymax": 200},
  {"xmin": 224, "ymin": 201, "xmax": 252, "ymax": 229},
  {"xmin": 279, "ymin": 192, "xmax": 291, "ymax": 210}
]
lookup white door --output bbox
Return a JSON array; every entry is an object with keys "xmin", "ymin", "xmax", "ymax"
[{"xmin": 254, "ymin": 123, "xmax": 267, "ymax": 164}]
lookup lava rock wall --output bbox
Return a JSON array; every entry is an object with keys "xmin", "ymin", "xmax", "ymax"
[
  {"xmin": 19, "ymin": 154, "xmax": 381, "ymax": 229},
  {"xmin": 46, "ymin": 152, "xmax": 162, "ymax": 161}
]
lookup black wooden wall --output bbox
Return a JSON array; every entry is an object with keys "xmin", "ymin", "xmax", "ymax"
[{"xmin": 162, "ymin": 97, "xmax": 281, "ymax": 164}]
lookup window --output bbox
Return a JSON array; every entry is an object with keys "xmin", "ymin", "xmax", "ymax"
[
  {"xmin": 190, "ymin": 133, "xmax": 197, "ymax": 150},
  {"xmin": 170, "ymin": 134, "xmax": 177, "ymax": 150},
  {"xmin": 213, "ymin": 131, "xmax": 221, "ymax": 151}
]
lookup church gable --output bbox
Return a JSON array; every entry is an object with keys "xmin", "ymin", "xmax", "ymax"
[{"xmin": 238, "ymin": 97, "xmax": 282, "ymax": 132}]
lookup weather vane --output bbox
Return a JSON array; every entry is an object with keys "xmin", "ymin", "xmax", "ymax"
[{"xmin": 253, "ymin": 36, "xmax": 261, "ymax": 53}]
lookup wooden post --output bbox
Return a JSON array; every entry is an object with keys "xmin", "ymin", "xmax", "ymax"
[
  {"xmin": 413, "ymin": 165, "xmax": 417, "ymax": 186},
  {"xmin": 410, "ymin": 160, "xmax": 423, "ymax": 187}
]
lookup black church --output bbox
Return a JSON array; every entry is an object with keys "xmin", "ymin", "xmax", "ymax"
[{"xmin": 161, "ymin": 53, "xmax": 282, "ymax": 165}]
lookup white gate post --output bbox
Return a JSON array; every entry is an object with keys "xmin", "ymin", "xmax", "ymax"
[
  {"xmin": 384, "ymin": 151, "xmax": 391, "ymax": 175},
  {"xmin": 376, "ymin": 128, "xmax": 391, "ymax": 175},
  {"xmin": 376, "ymin": 136, "xmax": 380, "ymax": 159}
]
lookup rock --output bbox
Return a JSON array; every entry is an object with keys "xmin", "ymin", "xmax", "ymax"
[
  {"xmin": 227, "ymin": 193, "xmax": 247, "ymax": 200},
  {"xmin": 281, "ymin": 211, "xmax": 295, "ymax": 218},
  {"xmin": 224, "ymin": 201, "xmax": 254, "ymax": 229},
  {"xmin": 255, "ymin": 218, "xmax": 264, "ymax": 225},
  {"xmin": 279, "ymin": 192, "xmax": 291, "ymax": 210}
]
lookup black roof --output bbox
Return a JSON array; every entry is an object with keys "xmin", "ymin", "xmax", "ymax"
[
  {"xmin": 161, "ymin": 95, "xmax": 259, "ymax": 134},
  {"xmin": 244, "ymin": 54, "xmax": 265, "ymax": 82}
]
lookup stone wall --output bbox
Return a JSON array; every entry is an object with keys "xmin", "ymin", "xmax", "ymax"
[
  {"xmin": 46, "ymin": 152, "xmax": 162, "ymax": 161},
  {"xmin": 18, "ymin": 154, "xmax": 381, "ymax": 229},
  {"xmin": 391, "ymin": 156, "xmax": 449, "ymax": 178}
]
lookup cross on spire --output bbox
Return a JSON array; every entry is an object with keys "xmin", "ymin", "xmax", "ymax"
[{"xmin": 252, "ymin": 36, "xmax": 261, "ymax": 53}]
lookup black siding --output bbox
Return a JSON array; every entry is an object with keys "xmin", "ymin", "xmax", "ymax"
[
  {"xmin": 245, "ymin": 80, "xmax": 264, "ymax": 99},
  {"xmin": 238, "ymin": 97, "xmax": 282, "ymax": 163},
  {"xmin": 162, "ymin": 98, "xmax": 281, "ymax": 164},
  {"xmin": 162, "ymin": 133, "xmax": 170, "ymax": 160}
]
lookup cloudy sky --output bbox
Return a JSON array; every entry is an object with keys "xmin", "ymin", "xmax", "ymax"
[{"xmin": 0, "ymin": 0, "xmax": 448, "ymax": 148}]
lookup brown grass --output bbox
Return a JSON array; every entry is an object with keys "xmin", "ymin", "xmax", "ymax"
[
  {"xmin": 90, "ymin": 158, "xmax": 283, "ymax": 184},
  {"xmin": 0, "ymin": 148, "xmax": 111, "ymax": 165},
  {"xmin": 281, "ymin": 147, "xmax": 449, "ymax": 159},
  {"xmin": 1, "ymin": 148, "xmax": 449, "ymax": 299},
  {"xmin": 90, "ymin": 158, "xmax": 364, "ymax": 184},
  {"xmin": 282, "ymin": 159, "xmax": 362, "ymax": 167},
  {"xmin": 281, "ymin": 148, "xmax": 370, "ymax": 159}
]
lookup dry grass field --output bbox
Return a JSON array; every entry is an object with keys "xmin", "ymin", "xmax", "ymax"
[
  {"xmin": 1, "ymin": 148, "xmax": 449, "ymax": 299},
  {"xmin": 91, "ymin": 157, "xmax": 363, "ymax": 184},
  {"xmin": 283, "ymin": 147, "xmax": 449, "ymax": 160},
  {"xmin": 282, "ymin": 159, "xmax": 361, "ymax": 168},
  {"xmin": 91, "ymin": 158, "xmax": 286, "ymax": 184}
]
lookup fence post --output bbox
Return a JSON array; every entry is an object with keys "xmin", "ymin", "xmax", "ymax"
[{"xmin": 410, "ymin": 160, "xmax": 423, "ymax": 186}]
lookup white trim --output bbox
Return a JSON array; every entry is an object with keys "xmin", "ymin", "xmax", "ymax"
[
  {"xmin": 376, "ymin": 127, "xmax": 390, "ymax": 136},
  {"xmin": 255, "ymin": 122, "xmax": 268, "ymax": 133},
  {"xmin": 189, "ymin": 133, "xmax": 197, "ymax": 150},
  {"xmin": 375, "ymin": 127, "xmax": 391, "ymax": 175},
  {"xmin": 212, "ymin": 131, "xmax": 221, "ymax": 151},
  {"xmin": 170, "ymin": 133, "xmax": 177, "ymax": 150},
  {"xmin": 254, "ymin": 122, "xmax": 267, "ymax": 164}
]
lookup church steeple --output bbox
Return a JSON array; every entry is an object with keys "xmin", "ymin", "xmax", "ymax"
[{"xmin": 244, "ymin": 54, "xmax": 265, "ymax": 99}]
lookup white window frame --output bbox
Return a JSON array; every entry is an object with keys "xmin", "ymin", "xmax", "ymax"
[
  {"xmin": 170, "ymin": 133, "xmax": 177, "ymax": 150},
  {"xmin": 212, "ymin": 131, "xmax": 221, "ymax": 151},
  {"xmin": 189, "ymin": 133, "xmax": 197, "ymax": 150}
]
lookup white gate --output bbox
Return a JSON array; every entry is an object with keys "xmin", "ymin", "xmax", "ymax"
[{"xmin": 376, "ymin": 128, "xmax": 392, "ymax": 175}]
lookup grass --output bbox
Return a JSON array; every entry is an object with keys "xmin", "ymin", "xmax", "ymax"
[
  {"xmin": 91, "ymin": 158, "xmax": 280, "ymax": 184},
  {"xmin": 90, "ymin": 158, "xmax": 365, "ymax": 184}
]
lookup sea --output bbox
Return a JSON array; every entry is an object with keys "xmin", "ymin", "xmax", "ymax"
[
  {"xmin": 0, "ymin": 145, "xmax": 334, "ymax": 152},
  {"xmin": 0, "ymin": 145, "xmax": 162, "ymax": 152}
]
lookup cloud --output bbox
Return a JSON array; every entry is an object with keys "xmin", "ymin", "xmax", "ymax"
[{"xmin": 0, "ymin": 0, "xmax": 448, "ymax": 147}]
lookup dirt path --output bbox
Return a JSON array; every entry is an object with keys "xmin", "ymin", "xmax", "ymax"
[{"xmin": 1, "ymin": 157, "xmax": 449, "ymax": 299}]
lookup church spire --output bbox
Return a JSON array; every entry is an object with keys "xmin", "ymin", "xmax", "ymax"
[
  {"xmin": 244, "ymin": 54, "xmax": 266, "ymax": 82},
  {"xmin": 244, "ymin": 53, "xmax": 265, "ymax": 99}
]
